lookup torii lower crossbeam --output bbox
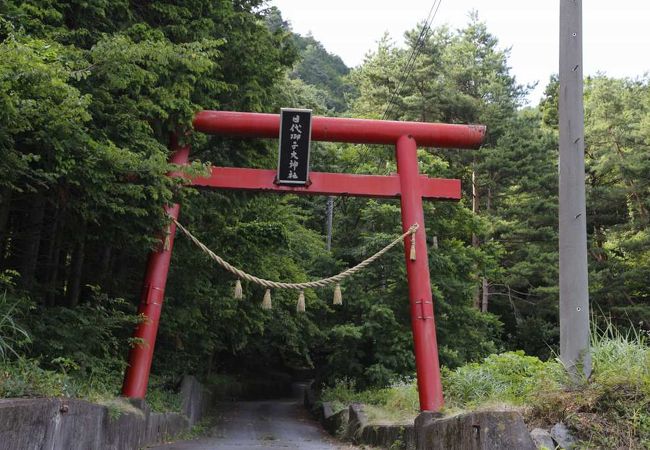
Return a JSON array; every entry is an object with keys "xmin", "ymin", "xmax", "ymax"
[
  {"xmin": 122, "ymin": 111, "xmax": 484, "ymax": 413},
  {"xmin": 192, "ymin": 167, "xmax": 461, "ymax": 200}
]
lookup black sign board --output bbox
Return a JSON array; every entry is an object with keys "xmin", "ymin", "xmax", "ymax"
[{"xmin": 276, "ymin": 108, "xmax": 312, "ymax": 185}]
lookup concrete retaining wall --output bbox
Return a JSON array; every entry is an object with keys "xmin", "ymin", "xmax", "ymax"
[
  {"xmin": 180, "ymin": 375, "xmax": 211, "ymax": 426},
  {"xmin": 317, "ymin": 401, "xmax": 415, "ymax": 449},
  {"xmin": 306, "ymin": 385, "xmax": 537, "ymax": 450},
  {"xmin": 361, "ymin": 423, "xmax": 416, "ymax": 449},
  {"xmin": 415, "ymin": 410, "xmax": 536, "ymax": 450},
  {"xmin": 0, "ymin": 375, "xmax": 209, "ymax": 450}
]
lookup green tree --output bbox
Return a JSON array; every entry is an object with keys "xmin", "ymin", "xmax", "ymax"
[
  {"xmin": 583, "ymin": 76, "xmax": 650, "ymax": 325},
  {"xmin": 0, "ymin": 0, "xmax": 313, "ymax": 387}
]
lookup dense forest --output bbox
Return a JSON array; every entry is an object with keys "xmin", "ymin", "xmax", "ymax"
[{"xmin": 0, "ymin": 1, "xmax": 648, "ymax": 401}]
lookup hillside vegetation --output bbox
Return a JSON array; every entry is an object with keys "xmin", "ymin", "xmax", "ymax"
[
  {"xmin": 322, "ymin": 322, "xmax": 650, "ymax": 448},
  {"xmin": 0, "ymin": 2, "xmax": 648, "ymax": 432}
]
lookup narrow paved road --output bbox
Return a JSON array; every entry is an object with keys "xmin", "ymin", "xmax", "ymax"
[{"xmin": 149, "ymin": 399, "xmax": 356, "ymax": 450}]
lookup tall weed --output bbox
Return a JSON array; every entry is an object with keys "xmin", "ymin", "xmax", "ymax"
[
  {"xmin": 591, "ymin": 319, "xmax": 649, "ymax": 386},
  {"xmin": 0, "ymin": 290, "xmax": 31, "ymax": 361},
  {"xmin": 526, "ymin": 318, "xmax": 650, "ymax": 448}
]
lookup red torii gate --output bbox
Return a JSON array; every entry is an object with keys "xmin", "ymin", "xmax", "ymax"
[{"xmin": 121, "ymin": 111, "xmax": 485, "ymax": 412}]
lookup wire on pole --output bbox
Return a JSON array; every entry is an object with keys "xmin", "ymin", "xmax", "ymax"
[{"xmin": 381, "ymin": 0, "xmax": 443, "ymax": 121}]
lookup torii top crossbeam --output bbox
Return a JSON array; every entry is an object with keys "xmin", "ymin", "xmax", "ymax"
[{"xmin": 194, "ymin": 110, "xmax": 486, "ymax": 147}]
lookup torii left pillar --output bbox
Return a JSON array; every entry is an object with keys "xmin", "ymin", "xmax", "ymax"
[{"xmin": 121, "ymin": 134, "xmax": 189, "ymax": 398}]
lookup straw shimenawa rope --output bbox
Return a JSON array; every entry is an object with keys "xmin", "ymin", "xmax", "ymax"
[{"xmin": 171, "ymin": 217, "xmax": 418, "ymax": 291}]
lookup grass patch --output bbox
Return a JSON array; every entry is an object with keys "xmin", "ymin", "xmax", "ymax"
[
  {"xmin": 0, "ymin": 357, "xmax": 70, "ymax": 398},
  {"xmin": 98, "ymin": 397, "xmax": 144, "ymax": 420},
  {"xmin": 321, "ymin": 378, "xmax": 419, "ymax": 423},
  {"xmin": 0, "ymin": 357, "xmax": 183, "ymax": 414},
  {"xmin": 526, "ymin": 321, "xmax": 650, "ymax": 449},
  {"xmin": 145, "ymin": 375, "xmax": 182, "ymax": 413}
]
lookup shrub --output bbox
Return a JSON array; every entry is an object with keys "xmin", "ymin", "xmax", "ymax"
[
  {"xmin": 145, "ymin": 375, "xmax": 182, "ymax": 413},
  {"xmin": 28, "ymin": 287, "xmax": 140, "ymax": 378},
  {"xmin": 442, "ymin": 351, "xmax": 565, "ymax": 408},
  {"xmin": 319, "ymin": 320, "xmax": 650, "ymax": 448},
  {"xmin": 0, "ymin": 358, "xmax": 69, "ymax": 397}
]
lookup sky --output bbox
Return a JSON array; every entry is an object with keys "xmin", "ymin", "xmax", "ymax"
[{"xmin": 269, "ymin": 1, "xmax": 650, "ymax": 105}]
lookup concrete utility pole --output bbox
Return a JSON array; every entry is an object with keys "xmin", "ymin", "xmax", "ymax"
[{"xmin": 559, "ymin": 0, "xmax": 592, "ymax": 378}]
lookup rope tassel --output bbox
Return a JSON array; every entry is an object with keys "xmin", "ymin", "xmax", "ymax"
[
  {"xmin": 409, "ymin": 231, "xmax": 416, "ymax": 261},
  {"xmin": 234, "ymin": 279, "xmax": 243, "ymax": 300},
  {"xmin": 296, "ymin": 290, "xmax": 305, "ymax": 313},
  {"xmin": 333, "ymin": 284, "xmax": 342, "ymax": 305},
  {"xmin": 262, "ymin": 289, "xmax": 272, "ymax": 310}
]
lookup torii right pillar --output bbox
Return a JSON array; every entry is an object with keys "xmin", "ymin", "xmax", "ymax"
[{"xmin": 396, "ymin": 134, "xmax": 443, "ymax": 411}]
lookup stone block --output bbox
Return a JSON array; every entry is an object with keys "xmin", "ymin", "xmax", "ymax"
[
  {"xmin": 0, "ymin": 398, "xmax": 60, "ymax": 450},
  {"xmin": 530, "ymin": 428, "xmax": 556, "ymax": 450},
  {"xmin": 417, "ymin": 410, "xmax": 536, "ymax": 450},
  {"xmin": 345, "ymin": 403, "xmax": 368, "ymax": 443},
  {"xmin": 321, "ymin": 401, "xmax": 335, "ymax": 419},
  {"xmin": 361, "ymin": 423, "xmax": 416, "ymax": 449},
  {"xmin": 550, "ymin": 422, "xmax": 577, "ymax": 449},
  {"xmin": 180, "ymin": 375, "xmax": 207, "ymax": 426},
  {"xmin": 323, "ymin": 407, "xmax": 349, "ymax": 436}
]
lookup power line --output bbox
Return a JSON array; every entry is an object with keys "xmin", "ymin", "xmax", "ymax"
[{"xmin": 381, "ymin": 0, "xmax": 443, "ymax": 121}]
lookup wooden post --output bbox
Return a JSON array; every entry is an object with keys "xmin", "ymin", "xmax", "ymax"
[{"xmin": 559, "ymin": 0, "xmax": 591, "ymax": 378}]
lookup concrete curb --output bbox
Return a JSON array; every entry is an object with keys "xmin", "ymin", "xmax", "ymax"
[
  {"xmin": 361, "ymin": 423, "xmax": 416, "ymax": 449},
  {"xmin": 415, "ymin": 410, "xmax": 536, "ymax": 450},
  {"xmin": 344, "ymin": 403, "xmax": 368, "ymax": 442},
  {"xmin": 306, "ymin": 384, "xmax": 415, "ymax": 450},
  {"xmin": 306, "ymin": 385, "xmax": 538, "ymax": 450},
  {"xmin": 0, "ymin": 375, "xmax": 208, "ymax": 450}
]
